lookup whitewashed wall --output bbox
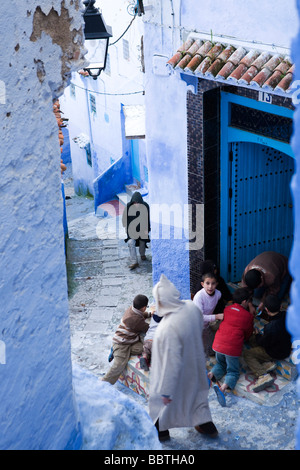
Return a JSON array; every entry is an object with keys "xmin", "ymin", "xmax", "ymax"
[{"xmin": 61, "ymin": 0, "xmax": 146, "ymax": 196}]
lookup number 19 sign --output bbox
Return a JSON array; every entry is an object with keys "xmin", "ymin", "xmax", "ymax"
[{"xmin": 258, "ymin": 91, "xmax": 273, "ymax": 104}]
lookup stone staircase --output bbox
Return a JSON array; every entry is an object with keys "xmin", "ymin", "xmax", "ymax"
[
  {"xmin": 95, "ymin": 184, "xmax": 149, "ymax": 220},
  {"xmin": 116, "ymin": 183, "xmax": 149, "ymax": 208}
]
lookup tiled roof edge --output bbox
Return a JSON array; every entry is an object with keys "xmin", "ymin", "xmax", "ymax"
[
  {"xmin": 167, "ymin": 32, "xmax": 294, "ymax": 97},
  {"xmin": 171, "ymin": 65, "xmax": 293, "ymax": 98}
]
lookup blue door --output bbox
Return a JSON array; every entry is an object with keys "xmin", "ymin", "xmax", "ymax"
[
  {"xmin": 220, "ymin": 92, "xmax": 295, "ymax": 282},
  {"xmin": 228, "ymin": 142, "xmax": 294, "ymax": 282}
]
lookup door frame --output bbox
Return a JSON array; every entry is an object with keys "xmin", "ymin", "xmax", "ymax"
[{"xmin": 220, "ymin": 92, "xmax": 294, "ymax": 281}]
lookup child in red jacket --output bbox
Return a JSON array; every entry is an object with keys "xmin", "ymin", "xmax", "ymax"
[{"xmin": 208, "ymin": 287, "xmax": 255, "ymax": 395}]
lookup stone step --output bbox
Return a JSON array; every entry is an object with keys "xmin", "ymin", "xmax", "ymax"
[
  {"xmin": 116, "ymin": 192, "xmax": 130, "ymax": 206},
  {"xmin": 125, "ymin": 184, "xmax": 148, "ymax": 198},
  {"xmin": 119, "ymin": 355, "xmax": 149, "ymax": 400}
]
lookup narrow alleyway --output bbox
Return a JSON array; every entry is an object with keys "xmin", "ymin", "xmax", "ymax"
[
  {"xmin": 64, "ymin": 166, "xmax": 153, "ymax": 378},
  {"xmin": 64, "ymin": 167, "xmax": 300, "ymax": 451}
]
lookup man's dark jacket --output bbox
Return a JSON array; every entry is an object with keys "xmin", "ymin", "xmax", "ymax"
[
  {"xmin": 122, "ymin": 192, "xmax": 150, "ymax": 245},
  {"xmin": 255, "ymin": 311, "xmax": 292, "ymax": 359}
]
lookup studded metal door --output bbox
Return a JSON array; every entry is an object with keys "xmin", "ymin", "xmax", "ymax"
[{"xmin": 228, "ymin": 142, "xmax": 294, "ymax": 282}]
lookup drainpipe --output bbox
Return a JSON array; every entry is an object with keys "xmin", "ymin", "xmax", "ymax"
[
  {"xmin": 83, "ymin": 82, "xmax": 99, "ymax": 208},
  {"xmin": 170, "ymin": 0, "xmax": 175, "ymax": 51},
  {"xmin": 84, "ymin": 84, "xmax": 94, "ymax": 164},
  {"xmin": 179, "ymin": 0, "xmax": 183, "ymax": 40},
  {"xmin": 160, "ymin": 0, "xmax": 164, "ymax": 47}
]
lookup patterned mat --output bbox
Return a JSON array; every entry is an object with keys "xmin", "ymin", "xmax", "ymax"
[
  {"xmin": 206, "ymin": 356, "xmax": 295, "ymax": 406},
  {"xmin": 119, "ymin": 319, "xmax": 297, "ymax": 406}
]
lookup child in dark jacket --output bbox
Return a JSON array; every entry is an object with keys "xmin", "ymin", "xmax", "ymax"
[
  {"xmin": 243, "ymin": 294, "xmax": 292, "ymax": 392},
  {"xmin": 208, "ymin": 288, "xmax": 255, "ymax": 394},
  {"xmin": 102, "ymin": 294, "xmax": 151, "ymax": 385}
]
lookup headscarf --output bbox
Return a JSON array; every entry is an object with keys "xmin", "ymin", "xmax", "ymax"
[
  {"xmin": 129, "ymin": 192, "xmax": 144, "ymax": 205},
  {"xmin": 152, "ymin": 274, "xmax": 184, "ymax": 317}
]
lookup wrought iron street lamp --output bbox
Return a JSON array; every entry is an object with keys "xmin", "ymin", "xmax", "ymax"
[{"xmin": 83, "ymin": 0, "xmax": 112, "ymax": 79}]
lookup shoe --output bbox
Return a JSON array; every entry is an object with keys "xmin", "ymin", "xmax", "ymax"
[
  {"xmin": 251, "ymin": 373, "xmax": 275, "ymax": 393},
  {"xmin": 158, "ymin": 430, "xmax": 170, "ymax": 442},
  {"xmin": 155, "ymin": 420, "xmax": 170, "ymax": 442},
  {"xmin": 129, "ymin": 263, "xmax": 139, "ymax": 270},
  {"xmin": 141, "ymin": 255, "xmax": 147, "ymax": 261},
  {"xmin": 195, "ymin": 421, "xmax": 218, "ymax": 438},
  {"xmin": 139, "ymin": 357, "xmax": 149, "ymax": 371},
  {"xmin": 213, "ymin": 384, "xmax": 226, "ymax": 407},
  {"xmin": 108, "ymin": 346, "xmax": 114, "ymax": 363}
]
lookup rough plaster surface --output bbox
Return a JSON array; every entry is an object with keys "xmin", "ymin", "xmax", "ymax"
[
  {"xmin": 30, "ymin": 1, "xmax": 85, "ymax": 92},
  {"xmin": 0, "ymin": 0, "xmax": 86, "ymax": 450},
  {"xmin": 288, "ymin": 1, "xmax": 300, "ymax": 448}
]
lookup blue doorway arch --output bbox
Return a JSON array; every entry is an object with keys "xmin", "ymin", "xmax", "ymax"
[{"xmin": 220, "ymin": 92, "xmax": 295, "ymax": 282}]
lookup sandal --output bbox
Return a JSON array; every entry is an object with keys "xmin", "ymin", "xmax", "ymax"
[{"xmin": 213, "ymin": 384, "xmax": 227, "ymax": 407}]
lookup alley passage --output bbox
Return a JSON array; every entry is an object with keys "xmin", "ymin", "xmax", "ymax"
[{"xmin": 65, "ymin": 182, "xmax": 153, "ymax": 378}]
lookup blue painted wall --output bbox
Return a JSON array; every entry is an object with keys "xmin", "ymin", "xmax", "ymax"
[
  {"xmin": 93, "ymin": 152, "xmax": 132, "ymax": 209},
  {"xmin": 288, "ymin": 3, "xmax": 300, "ymax": 447},
  {"xmin": 0, "ymin": 0, "xmax": 83, "ymax": 449},
  {"xmin": 151, "ymin": 228, "xmax": 190, "ymax": 299}
]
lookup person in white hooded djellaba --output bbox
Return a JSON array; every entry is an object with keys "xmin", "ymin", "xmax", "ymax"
[{"xmin": 149, "ymin": 274, "xmax": 218, "ymax": 442}]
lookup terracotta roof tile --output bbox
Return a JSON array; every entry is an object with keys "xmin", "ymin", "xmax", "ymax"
[
  {"xmin": 275, "ymin": 65, "xmax": 294, "ymax": 92},
  {"xmin": 237, "ymin": 51, "xmax": 272, "ymax": 85},
  {"xmin": 176, "ymin": 39, "xmax": 203, "ymax": 69},
  {"xmin": 196, "ymin": 43, "xmax": 224, "ymax": 74},
  {"xmin": 263, "ymin": 70, "xmax": 286, "ymax": 90},
  {"xmin": 216, "ymin": 46, "xmax": 247, "ymax": 80},
  {"xmin": 167, "ymin": 36, "xmax": 294, "ymax": 95},
  {"xmin": 185, "ymin": 41, "xmax": 213, "ymax": 72},
  {"xmin": 206, "ymin": 44, "xmax": 236, "ymax": 78},
  {"xmin": 227, "ymin": 63, "xmax": 248, "ymax": 82},
  {"xmin": 250, "ymin": 54, "xmax": 283, "ymax": 87},
  {"xmin": 168, "ymin": 37, "xmax": 195, "ymax": 67},
  {"xmin": 240, "ymin": 49, "xmax": 261, "ymax": 66}
]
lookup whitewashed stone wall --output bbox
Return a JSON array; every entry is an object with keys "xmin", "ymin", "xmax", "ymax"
[{"xmin": 0, "ymin": 0, "xmax": 86, "ymax": 450}]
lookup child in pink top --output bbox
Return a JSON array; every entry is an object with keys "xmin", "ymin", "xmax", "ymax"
[{"xmin": 193, "ymin": 272, "xmax": 224, "ymax": 357}]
